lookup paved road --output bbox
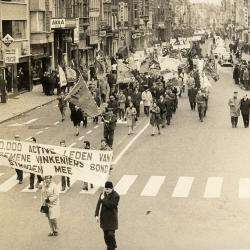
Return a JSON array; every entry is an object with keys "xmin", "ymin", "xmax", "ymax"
[{"xmin": 2, "ymin": 47, "xmax": 250, "ymax": 249}]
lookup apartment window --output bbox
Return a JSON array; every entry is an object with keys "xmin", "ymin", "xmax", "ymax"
[
  {"xmin": 30, "ymin": 12, "xmax": 45, "ymax": 32},
  {"xmin": 2, "ymin": 20, "xmax": 26, "ymax": 39}
]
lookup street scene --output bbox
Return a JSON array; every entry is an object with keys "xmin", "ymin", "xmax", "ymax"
[{"xmin": 2, "ymin": 0, "xmax": 250, "ymax": 250}]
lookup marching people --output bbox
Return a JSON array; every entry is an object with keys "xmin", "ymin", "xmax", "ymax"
[
  {"xmin": 165, "ymin": 90, "xmax": 174, "ymax": 126},
  {"xmin": 141, "ymin": 87, "xmax": 153, "ymax": 116},
  {"xmin": 57, "ymin": 92, "xmax": 67, "ymax": 122},
  {"xmin": 195, "ymin": 89, "xmax": 207, "ymax": 122},
  {"xmin": 118, "ymin": 91, "xmax": 126, "ymax": 121},
  {"xmin": 41, "ymin": 175, "xmax": 60, "ymax": 237},
  {"xmin": 28, "ymin": 137, "xmax": 43, "ymax": 190},
  {"xmin": 188, "ymin": 85, "xmax": 197, "ymax": 111},
  {"xmin": 150, "ymin": 100, "xmax": 161, "ymax": 136},
  {"xmin": 70, "ymin": 105, "xmax": 83, "ymax": 136},
  {"xmin": 103, "ymin": 108, "xmax": 117, "ymax": 148},
  {"xmin": 240, "ymin": 94, "xmax": 250, "ymax": 128},
  {"xmin": 132, "ymin": 87, "xmax": 141, "ymax": 117},
  {"xmin": 243, "ymin": 67, "xmax": 249, "ymax": 90},
  {"xmin": 60, "ymin": 140, "xmax": 70, "ymax": 191},
  {"xmin": 14, "ymin": 135, "xmax": 23, "ymax": 184},
  {"xmin": 95, "ymin": 181, "xmax": 120, "ymax": 250},
  {"xmin": 125, "ymin": 102, "xmax": 137, "ymax": 135},
  {"xmin": 233, "ymin": 64, "xmax": 240, "ymax": 85},
  {"xmin": 228, "ymin": 91, "xmax": 241, "ymax": 128}
]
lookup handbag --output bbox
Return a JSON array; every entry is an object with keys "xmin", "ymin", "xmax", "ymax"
[{"xmin": 40, "ymin": 203, "xmax": 49, "ymax": 214}]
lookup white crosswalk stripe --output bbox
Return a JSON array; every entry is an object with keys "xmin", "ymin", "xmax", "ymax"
[
  {"xmin": 204, "ymin": 177, "xmax": 223, "ymax": 198},
  {"xmin": 239, "ymin": 178, "xmax": 250, "ymax": 199},
  {"xmin": 172, "ymin": 176, "xmax": 194, "ymax": 198},
  {"xmin": 141, "ymin": 176, "xmax": 165, "ymax": 196},
  {"xmin": 115, "ymin": 175, "xmax": 137, "ymax": 195},
  {"xmin": 24, "ymin": 118, "xmax": 38, "ymax": 125},
  {"xmin": 0, "ymin": 174, "xmax": 28, "ymax": 192}
]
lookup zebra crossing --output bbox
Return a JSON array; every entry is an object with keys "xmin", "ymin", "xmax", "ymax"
[{"xmin": 2, "ymin": 173, "xmax": 250, "ymax": 199}]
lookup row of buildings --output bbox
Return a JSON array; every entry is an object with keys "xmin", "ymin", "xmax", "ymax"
[{"xmin": 0, "ymin": 0, "xmax": 194, "ymax": 95}]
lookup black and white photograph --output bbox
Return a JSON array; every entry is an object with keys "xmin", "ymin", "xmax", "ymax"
[{"xmin": 1, "ymin": 0, "xmax": 250, "ymax": 249}]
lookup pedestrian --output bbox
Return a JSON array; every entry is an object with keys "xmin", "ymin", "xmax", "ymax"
[
  {"xmin": 28, "ymin": 137, "xmax": 43, "ymax": 189},
  {"xmin": 103, "ymin": 108, "xmax": 117, "ymax": 148},
  {"xmin": 82, "ymin": 141, "xmax": 94, "ymax": 191},
  {"xmin": 70, "ymin": 105, "xmax": 83, "ymax": 136},
  {"xmin": 95, "ymin": 181, "xmax": 120, "ymax": 250},
  {"xmin": 233, "ymin": 64, "xmax": 240, "ymax": 85},
  {"xmin": 41, "ymin": 175, "xmax": 60, "ymax": 237},
  {"xmin": 157, "ymin": 95, "xmax": 167, "ymax": 128},
  {"xmin": 188, "ymin": 86, "xmax": 197, "ymax": 111},
  {"xmin": 165, "ymin": 91, "xmax": 174, "ymax": 125},
  {"xmin": 195, "ymin": 89, "xmax": 206, "ymax": 122},
  {"xmin": 117, "ymin": 91, "xmax": 126, "ymax": 120},
  {"xmin": 14, "ymin": 135, "xmax": 23, "ymax": 184},
  {"xmin": 125, "ymin": 102, "xmax": 137, "ymax": 135},
  {"xmin": 57, "ymin": 92, "xmax": 67, "ymax": 121},
  {"xmin": 150, "ymin": 101, "xmax": 161, "ymax": 136},
  {"xmin": 107, "ymin": 95, "xmax": 119, "ymax": 115},
  {"xmin": 240, "ymin": 94, "xmax": 250, "ymax": 128},
  {"xmin": 243, "ymin": 67, "xmax": 249, "ymax": 90},
  {"xmin": 132, "ymin": 87, "xmax": 141, "ymax": 117},
  {"xmin": 60, "ymin": 140, "xmax": 70, "ymax": 191},
  {"xmin": 228, "ymin": 91, "xmax": 241, "ymax": 128},
  {"xmin": 141, "ymin": 88, "xmax": 153, "ymax": 116}
]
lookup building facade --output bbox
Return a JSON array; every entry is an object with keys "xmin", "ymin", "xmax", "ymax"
[{"xmin": 0, "ymin": 0, "xmax": 31, "ymax": 94}]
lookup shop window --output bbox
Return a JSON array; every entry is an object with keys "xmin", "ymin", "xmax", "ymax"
[{"xmin": 2, "ymin": 20, "xmax": 26, "ymax": 39}]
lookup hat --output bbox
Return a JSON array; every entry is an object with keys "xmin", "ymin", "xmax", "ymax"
[
  {"xmin": 105, "ymin": 181, "xmax": 113, "ymax": 189},
  {"xmin": 14, "ymin": 135, "xmax": 20, "ymax": 139},
  {"xmin": 234, "ymin": 91, "xmax": 238, "ymax": 94}
]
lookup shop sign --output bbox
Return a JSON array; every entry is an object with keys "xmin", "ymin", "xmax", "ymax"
[
  {"xmin": 99, "ymin": 30, "xmax": 107, "ymax": 37},
  {"xmin": 5, "ymin": 48, "xmax": 19, "ymax": 64},
  {"xmin": 51, "ymin": 19, "xmax": 66, "ymax": 29},
  {"xmin": 2, "ymin": 34, "xmax": 14, "ymax": 47},
  {"xmin": 74, "ymin": 18, "xmax": 79, "ymax": 43}
]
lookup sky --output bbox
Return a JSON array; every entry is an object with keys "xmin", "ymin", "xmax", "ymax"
[{"xmin": 190, "ymin": 0, "xmax": 221, "ymax": 4}]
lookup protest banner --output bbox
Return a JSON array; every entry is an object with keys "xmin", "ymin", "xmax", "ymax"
[
  {"xmin": 65, "ymin": 75, "xmax": 101, "ymax": 117},
  {"xmin": 65, "ymin": 66, "xmax": 77, "ymax": 83},
  {"xmin": 0, "ymin": 139, "xmax": 113, "ymax": 187},
  {"xmin": 117, "ymin": 60, "xmax": 134, "ymax": 83}
]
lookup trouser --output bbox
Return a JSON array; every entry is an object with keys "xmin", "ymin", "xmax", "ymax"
[
  {"xmin": 231, "ymin": 116, "xmax": 238, "ymax": 128},
  {"xmin": 101, "ymin": 93, "xmax": 106, "ymax": 103},
  {"xmin": 119, "ymin": 108, "xmax": 125, "ymax": 120},
  {"xmin": 135, "ymin": 105, "xmax": 140, "ymax": 117},
  {"xmin": 16, "ymin": 169, "xmax": 23, "ymax": 181},
  {"xmin": 234, "ymin": 78, "xmax": 239, "ymax": 85},
  {"xmin": 189, "ymin": 101, "xmax": 196, "ymax": 110},
  {"xmin": 144, "ymin": 106, "xmax": 150, "ymax": 116},
  {"xmin": 93, "ymin": 116, "xmax": 98, "ymax": 124},
  {"xmin": 166, "ymin": 111, "xmax": 172, "ymax": 125},
  {"xmin": 160, "ymin": 112, "xmax": 166, "ymax": 126},
  {"xmin": 242, "ymin": 114, "xmax": 249, "ymax": 128},
  {"xmin": 48, "ymin": 218, "xmax": 58, "ymax": 233},
  {"xmin": 61, "ymin": 176, "xmax": 70, "ymax": 188},
  {"xmin": 30, "ymin": 174, "xmax": 43, "ymax": 188},
  {"xmin": 198, "ymin": 105, "xmax": 205, "ymax": 121},
  {"xmin": 59, "ymin": 107, "xmax": 66, "ymax": 120},
  {"xmin": 152, "ymin": 124, "xmax": 160, "ymax": 134},
  {"xmin": 103, "ymin": 230, "xmax": 117, "ymax": 250},
  {"xmin": 204, "ymin": 100, "xmax": 208, "ymax": 117},
  {"xmin": 82, "ymin": 116, "xmax": 88, "ymax": 127},
  {"xmin": 104, "ymin": 127, "xmax": 115, "ymax": 148},
  {"xmin": 244, "ymin": 80, "xmax": 249, "ymax": 89}
]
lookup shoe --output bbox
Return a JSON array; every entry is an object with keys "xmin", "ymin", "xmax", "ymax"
[
  {"xmin": 61, "ymin": 187, "xmax": 65, "ymax": 191},
  {"xmin": 151, "ymin": 134, "xmax": 155, "ymax": 136},
  {"xmin": 48, "ymin": 232, "xmax": 54, "ymax": 237},
  {"xmin": 90, "ymin": 184, "xmax": 94, "ymax": 189},
  {"xmin": 19, "ymin": 180, "xmax": 23, "ymax": 184},
  {"xmin": 158, "ymin": 131, "xmax": 161, "ymax": 135},
  {"xmin": 162, "ymin": 125, "xmax": 165, "ymax": 128},
  {"xmin": 82, "ymin": 186, "xmax": 88, "ymax": 191},
  {"xmin": 61, "ymin": 118, "xmax": 65, "ymax": 122},
  {"xmin": 76, "ymin": 132, "xmax": 79, "ymax": 136},
  {"xmin": 53, "ymin": 231, "xmax": 58, "ymax": 236},
  {"xmin": 28, "ymin": 186, "xmax": 34, "ymax": 190}
]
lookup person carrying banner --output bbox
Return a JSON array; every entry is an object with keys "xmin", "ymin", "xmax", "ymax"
[
  {"xmin": 28, "ymin": 137, "xmax": 43, "ymax": 190},
  {"xmin": 95, "ymin": 181, "xmax": 120, "ymax": 250},
  {"xmin": 70, "ymin": 105, "xmax": 83, "ymax": 136},
  {"xmin": 41, "ymin": 175, "xmax": 60, "ymax": 237},
  {"xmin": 57, "ymin": 92, "xmax": 67, "ymax": 122},
  {"xmin": 60, "ymin": 140, "xmax": 70, "ymax": 191},
  {"xmin": 103, "ymin": 108, "xmax": 117, "ymax": 148},
  {"xmin": 14, "ymin": 135, "xmax": 23, "ymax": 184}
]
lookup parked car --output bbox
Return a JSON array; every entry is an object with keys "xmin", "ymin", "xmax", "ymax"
[{"xmin": 219, "ymin": 52, "xmax": 233, "ymax": 66}]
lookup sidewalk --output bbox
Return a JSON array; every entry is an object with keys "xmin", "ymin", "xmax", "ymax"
[{"xmin": 0, "ymin": 85, "xmax": 57, "ymax": 124}]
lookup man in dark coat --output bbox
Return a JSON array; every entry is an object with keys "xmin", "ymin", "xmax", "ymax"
[
  {"xmin": 103, "ymin": 108, "xmax": 117, "ymax": 148},
  {"xmin": 233, "ymin": 65, "xmax": 240, "ymax": 85},
  {"xmin": 95, "ymin": 181, "xmax": 120, "ymax": 250},
  {"xmin": 240, "ymin": 94, "xmax": 250, "ymax": 128},
  {"xmin": 132, "ymin": 87, "xmax": 141, "ymax": 117},
  {"xmin": 188, "ymin": 86, "xmax": 197, "ymax": 111}
]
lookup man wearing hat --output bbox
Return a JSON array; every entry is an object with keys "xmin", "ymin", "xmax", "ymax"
[
  {"xmin": 95, "ymin": 181, "xmax": 120, "ymax": 250},
  {"xmin": 14, "ymin": 135, "xmax": 23, "ymax": 184},
  {"xmin": 228, "ymin": 91, "xmax": 241, "ymax": 128}
]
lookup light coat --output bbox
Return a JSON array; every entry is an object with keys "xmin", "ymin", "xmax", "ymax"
[
  {"xmin": 228, "ymin": 97, "xmax": 241, "ymax": 117},
  {"xmin": 125, "ymin": 107, "xmax": 137, "ymax": 127},
  {"xmin": 141, "ymin": 90, "xmax": 153, "ymax": 107}
]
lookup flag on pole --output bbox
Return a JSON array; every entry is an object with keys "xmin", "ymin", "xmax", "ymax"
[
  {"xmin": 117, "ymin": 60, "xmax": 134, "ymax": 83},
  {"xmin": 65, "ymin": 75, "xmax": 101, "ymax": 117},
  {"xmin": 65, "ymin": 66, "xmax": 77, "ymax": 83}
]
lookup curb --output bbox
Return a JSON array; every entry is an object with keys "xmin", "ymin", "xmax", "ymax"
[{"xmin": 0, "ymin": 98, "xmax": 57, "ymax": 125}]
